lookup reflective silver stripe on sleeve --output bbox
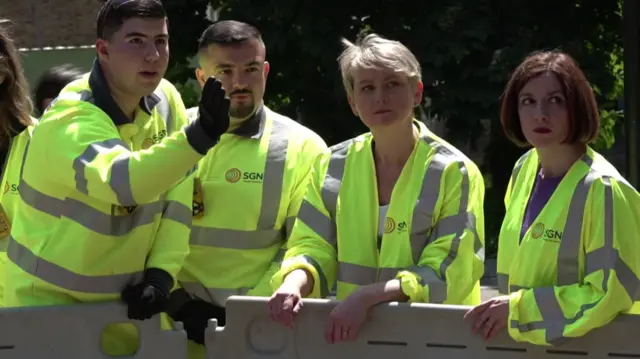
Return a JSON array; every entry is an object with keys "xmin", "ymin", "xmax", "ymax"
[
  {"xmin": 20, "ymin": 178, "xmax": 165, "ymax": 236},
  {"xmin": 437, "ymin": 160, "xmax": 473, "ymax": 278},
  {"xmin": 108, "ymin": 153, "xmax": 136, "ymax": 206},
  {"xmin": 161, "ymin": 200, "xmax": 192, "ymax": 227},
  {"xmin": 296, "ymin": 199, "xmax": 336, "ymax": 248},
  {"xmin": 428, "ymin": 212, "xmax": 478, "ymax": 244},
  {"xmin": 7, "ymin": 236, "xmax": 142, "ymax": 294},
  {"xmin": 19, "ymin": 140, "xmax": 171, "ymax": 236},
  {"xmin": 73, "ymin": 88, "xmax": 173, "ymax": 207},
  {"xmin": 409, "ymin": 147, "xmax": 447, "ymax": 263},
  {"xmin": 65, "ymin": 89, "xmax": 137, "ymax": 205},
  {"xmin": 73, "ymin": 139, "xmax": 128, "ymax": 196},
  {"xmin": 404, "ymin": 135, "xmax": 481, "ymax": 303},
  {"xmin": 291, "ymin": 140, "xmax": 350, "ymax": 250}
]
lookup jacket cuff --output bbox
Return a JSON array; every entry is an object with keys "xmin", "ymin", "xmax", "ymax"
[
  {"xmin": 184, "ymin": 118, "xmax": 218, "ymax": 155},
  {"xmin": 144, "ymin": 268, "xmax": 173, "ymax": 298},
  {"xmin": 396, "ymin": 271, "xmax": 427, "ymax": 303},
  {"xmin": 271, "ymin": 256, "xmax": 329, "ymax": 298}
]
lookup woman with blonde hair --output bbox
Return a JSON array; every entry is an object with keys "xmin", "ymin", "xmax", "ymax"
[
  {"xmin": 268, "ymin": 33, "xmax": 486, "ymax": 343},
  {"xmin": 0, "ymin": 20, "xmax": 36, "ymax": 305}
]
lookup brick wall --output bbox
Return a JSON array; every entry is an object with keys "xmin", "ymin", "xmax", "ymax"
[{"xmin": 1, "ymin": 0, "xmax": 102, "ymax": 48}]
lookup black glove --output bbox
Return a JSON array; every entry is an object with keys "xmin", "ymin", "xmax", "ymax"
[
  {"xmin": 168, "ymin": 289, "xmax": 226, "ymax": 345},
  {"xmin": 121, "ymin": 268, "xmax": 172, "ymax": 320},
  {"xmin": 198, "ymin": 77, "xmax": 230, "ymax": 140},
  {"xmin": 184, "ymin": 77, "xmax": 230, "ymax": 155}
]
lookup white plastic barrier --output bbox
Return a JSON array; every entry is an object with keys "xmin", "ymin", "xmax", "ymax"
[
  {"xmin": 0, "ymin": 302, "xmax": 187, "ymax": 358},
  {"xmin": 206, "ymin": 296, "xmax": 640, "ymax": 359}
]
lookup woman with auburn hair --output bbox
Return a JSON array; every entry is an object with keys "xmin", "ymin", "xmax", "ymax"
[
  {"xmin": 0, "ymin": 20, "xmax": 36, "ymax": 305},
  {"xmin": 465, "ymin": 50, "xmax": 640, "ymax": 346}
]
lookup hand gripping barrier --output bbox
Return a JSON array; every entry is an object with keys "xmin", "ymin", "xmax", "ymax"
[
  {"xmin": 206, "ymin": 296, "xmax": 640, "ymax": 359},
  {"xmin": 0, "ymin": 302, "xmax": 187, "ymax": 359}
]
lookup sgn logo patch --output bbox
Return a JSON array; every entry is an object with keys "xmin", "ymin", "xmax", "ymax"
[
  {"xmin": 531, "ymin": 222, "xmax": 563, "ymax": 242},
  {"xmin": 225, "ymin": 168, "xmax": 263, "ymax": 183}
]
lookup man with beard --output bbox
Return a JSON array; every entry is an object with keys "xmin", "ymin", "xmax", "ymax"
[{"xmin": 170, "ymin": 20, "xmax": 328, "ymax": 355}]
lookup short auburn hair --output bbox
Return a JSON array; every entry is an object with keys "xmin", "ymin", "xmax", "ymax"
[{"xmin": 500, "ymin": 50, "xmax": 600, "ymax": 147}]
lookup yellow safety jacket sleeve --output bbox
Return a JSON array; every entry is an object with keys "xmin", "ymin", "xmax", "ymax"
[
  {"xmin": 397, "ymin": 160, "xmax": 485, "ymax": 303},
  {"xmin": 33, "ymin": 100, "xmax": 205, "ymax": 207},
  {"xmin": 508, "ymin": 176, "xmax": 640, "ymax": 346},
  {"xmin": 145, "ymin": 84, "xmax": 194, "ymax": 280},
  {"xmin": 252, "ymin": 138, "xmax": 328, "ymax": 297},
  {"xmin": 271, "ymin": 152, "xmax": 336, "ymax": 298},
  {"xmin": 146, "ymin": 169, "xmax": 193, "ymax": 282}
]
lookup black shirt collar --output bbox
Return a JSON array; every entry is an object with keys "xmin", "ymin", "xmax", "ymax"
[
  {"xmin": 88, "ymin": 58, "xmax": 161, "ymax": 126},
  {"xmin": 231, "ymin": 104, "xmax": 267, "ymax": 139}
]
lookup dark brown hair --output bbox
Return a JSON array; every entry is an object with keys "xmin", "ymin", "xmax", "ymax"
[
  {"xmin": 0, "ymin": 21, "xmax": 33, "ymax": 142},
  {"xmin": 96, "ymin": 0, "xmax": 166, "ymax": 40},
  {"xmin": 34, "ymin": 64, "xmax": 83, "ymax": 116},
  {"xmin": 500, "ymin": 50, "xmax": 600, "ymax": 147}
]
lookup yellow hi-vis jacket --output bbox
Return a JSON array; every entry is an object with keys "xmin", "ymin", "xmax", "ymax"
[
  {"xmin": 0, "ymin": 120, "xmax": 36, "ymax": 306},
  {"xmin": 3, "ymin": 60, "xmax": 202, "ymax": 354},
  {"xmin": 272, "ymin": 120, "xmax": 485, "ymax": 304},
  {"xmin": 177, "ymin": 105, "xmax": 327, "ymax": 306},
  {"xmin": 497, "ymin": 147, "xmax": 640, "ymax": 346}
]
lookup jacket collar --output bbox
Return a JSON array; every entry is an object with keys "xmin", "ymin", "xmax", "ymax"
[
  {"xmin": 231, "ymin": 103, "xmax": 267, "ymax": 139},
  {"xmin": 88, "ymin": 58, "xmax": 161, "ymax": 126}
]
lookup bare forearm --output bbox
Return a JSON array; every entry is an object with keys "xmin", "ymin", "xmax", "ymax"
[
  {"xmin": 358, "ymin": 279, "xmax": 408, "ymax": 307},
  {"xmin": 282, "ymin": 269, "xmax": 315, "ymax": 297}
]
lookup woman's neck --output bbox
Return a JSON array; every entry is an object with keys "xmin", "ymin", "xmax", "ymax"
[
  {"xmin": 371, "ymin": 119, "xmax": 419, "ymax": 168},
  {"xmin": 536, "ymin": 144, "xmax": 586, "ymax": 178}
]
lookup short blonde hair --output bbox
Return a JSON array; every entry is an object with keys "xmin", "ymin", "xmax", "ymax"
[{"xmin": 338, "ymin": 33, "xmax": 421, "ymax": 97}]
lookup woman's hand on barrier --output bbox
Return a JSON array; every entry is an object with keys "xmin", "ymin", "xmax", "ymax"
[
  {"xmin": 268, "ymin": 282, "xmax": 304, "ymax": 329},
  {"xmin": 325, "ymin": 289, "xmax": 372, "ymax": 344},
  {"xmin": 464, "ymin": 295, "xmax": 510, "ymax": 341}
]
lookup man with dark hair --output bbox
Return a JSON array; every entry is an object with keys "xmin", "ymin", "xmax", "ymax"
[
  {"xmin": 33, "ymin": 64, "xmax": 83, "ymax": 115},
  {"xmin": 168, "ymin": 20, "xmax": 328, "ymax": 356},
  {"xmin": 4, "ymin": 0, "xmax": 229, "ymax": 355},
  {"xmin": 187, "ymin": 20, "xmax": 267, "ymax": 123}
]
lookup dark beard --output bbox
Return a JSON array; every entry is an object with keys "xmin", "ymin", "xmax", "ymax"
[{"xmin": 229, "ymin": 101, "xmax": 255, "ymax": 119}]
